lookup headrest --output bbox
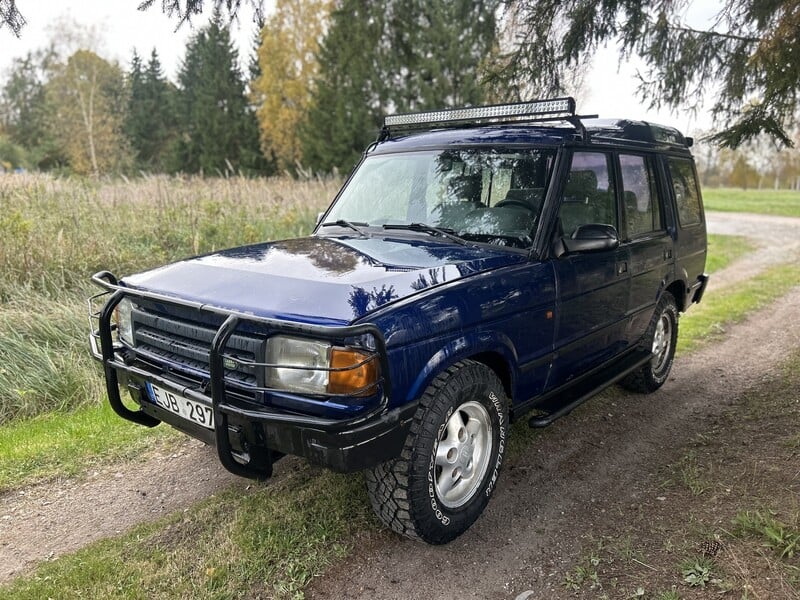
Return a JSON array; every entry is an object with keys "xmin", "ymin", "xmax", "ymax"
[
  {"xmin": 447, "ymin": 174, "xmax": 482, "ymax": 202},
  {"xmin": 563, "ymin": 170, "xmax": 598, "ymax": 202}
]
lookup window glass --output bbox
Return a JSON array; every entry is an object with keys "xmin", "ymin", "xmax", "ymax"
[
  {"xmin": 324, "ymin": 148, "xmax": 556, "ymax": 248},
  {"xmin": 619, "ymin": 154, "xmax": 662, "ymax": 237},
  {"xmin": 667, "ymin": 158, "xmax": 702, "ymax": 226},
  {"xmin": 559, "ymin": 151, "xmax": 617, "ymax": 236}
]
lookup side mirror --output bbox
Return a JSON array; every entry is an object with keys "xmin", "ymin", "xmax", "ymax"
[
  {"xmin": 316, "ymin": 211, "xmax": 325, "ymax": 226},
  {"xmin": 563, "ymin": 223, "xmax": 619, "ymax": 253}
]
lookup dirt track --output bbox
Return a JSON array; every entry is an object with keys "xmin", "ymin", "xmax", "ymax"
[{"xmin": 2, "ymin": 211, "xmax": 800, "ymax": 589}]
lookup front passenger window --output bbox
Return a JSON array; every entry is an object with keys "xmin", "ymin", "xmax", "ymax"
[{"xmin": 559, "ymin": 152, "xmax": 617, "ymax": 237}]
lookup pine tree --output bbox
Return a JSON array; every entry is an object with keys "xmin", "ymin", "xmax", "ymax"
[
  {"xmin": 301, "ymin": 0, "xmax": 499, "ymax": 173},
  {"xmin": 242, "ymin": 21, "xmax": 274, "ymax": 175},
  {"xmin": 391, "ymin": 1, "xmax": 497, "ymax": 111},
  {"xmin": 300, "ymin": 0, "xmax": 386, "ymax": 174},
  {"xmin": 171, "ymin": 14, "xmax": 265, "ymax": 175},
  {"xmin": 497, "ymin": 1, "xmax": 800, "ymax": 148},
  {"xmin": 126, "ymin": 49, "xmax": 180, "ymax": 172}
]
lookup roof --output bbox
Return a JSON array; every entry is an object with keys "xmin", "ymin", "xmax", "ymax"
[{"xmin": 372, "ymin": 115, "xmax": 693, "ymax": 156}]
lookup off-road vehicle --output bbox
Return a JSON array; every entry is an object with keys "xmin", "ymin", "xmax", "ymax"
[{"xmin": 89, "ymin": 97, "xmax": 708, "ymax": 544}]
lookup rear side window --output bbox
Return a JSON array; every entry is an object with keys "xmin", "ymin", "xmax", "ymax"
[
  {"xmin": 667, "ymin": 158, "xmax": 702, "ymax": 226},
  {"xmin": 619, "ymin": 154, "xmax": 662, "ymax": 237}
]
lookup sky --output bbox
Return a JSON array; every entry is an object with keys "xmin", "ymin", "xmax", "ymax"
[{"xmin": 0, "ymin": 1, "xmax": 718, "ymax": 136}]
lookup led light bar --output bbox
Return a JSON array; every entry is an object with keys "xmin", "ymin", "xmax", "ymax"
[{"xmin": 384, "ymin": 97, "xmax": 576, "ymax": 128}]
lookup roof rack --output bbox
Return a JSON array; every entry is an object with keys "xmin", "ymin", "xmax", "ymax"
[{"xmin": 379, "ymin": 96, "xmax": 596, "ymax": 141}]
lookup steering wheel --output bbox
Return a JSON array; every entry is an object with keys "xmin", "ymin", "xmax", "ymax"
[{"xmin": 494, "ymin": 199, "xmax": 536, "ymax": 211}]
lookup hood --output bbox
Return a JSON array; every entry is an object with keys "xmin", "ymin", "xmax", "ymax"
[{"xmin": 122, "ymin": 235, "xmax": 527, "ymax": 325}]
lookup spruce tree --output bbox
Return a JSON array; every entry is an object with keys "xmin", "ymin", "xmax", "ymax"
[
  {"xmin": 301, "ymin": 0, "xmax": 499, "ymax": 174},
  {"xmin": 171, "ymin": 14, "xmax": 265, "ymax": 175},
  {"xmin": 300, "ymin": 0, "xmax": 386, "ymax": 174},
  {"xmin": 126, "ymin": 49, "xmax": 179, "ymax": 172},
  {"xmin": 391, "ymin": 0, "xmax": 497, "ymax": 111}
]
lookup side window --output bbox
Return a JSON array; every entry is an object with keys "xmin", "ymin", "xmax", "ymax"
[
  {"xmin": 559, "ymin": 151, "xmax": 617, "ymax": 237},
  {"xmin": 667, "ymin": 158, "xmax": 702, "ymax": 226},
  {"xmin": 619, "ymin": 154, "xmax": 662, "ymax": 238}
]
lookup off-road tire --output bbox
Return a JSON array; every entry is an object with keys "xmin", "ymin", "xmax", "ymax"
[
  {"xmin": 620, "ymin": 291, "xmax": 679, "ymax": 393},
  {"xmin": 365, "ymin": 360, "xmax": 508, "ymax": 544}
]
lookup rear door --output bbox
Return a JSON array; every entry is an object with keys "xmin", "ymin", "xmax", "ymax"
[
  {"xmin": 617, "ymin": 153, "xmax": 674, "ymax": 342},
  {"xmin": 666, "ymin": 157, "xmax": 707, "ymax": 289}
]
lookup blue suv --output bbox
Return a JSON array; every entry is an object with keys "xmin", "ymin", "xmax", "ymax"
[{"xmin": 89, "ymin": 97, "xmax": 708, "ymax": 544}]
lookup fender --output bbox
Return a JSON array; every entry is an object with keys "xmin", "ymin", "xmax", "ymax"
[{"xmin": 405, "ymin": 329, "xmax": 518, "ymax": 404}]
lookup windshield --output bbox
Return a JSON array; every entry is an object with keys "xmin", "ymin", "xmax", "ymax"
[{"xmin": 323, "ymin": 148, "xmax": 556, "ymax": 248}]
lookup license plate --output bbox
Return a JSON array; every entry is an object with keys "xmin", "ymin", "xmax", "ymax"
[{"xmin": 145, "ymin": 382, "xmax": 214, "ymax": 429}]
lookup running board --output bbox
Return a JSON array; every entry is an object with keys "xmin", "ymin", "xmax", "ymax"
[{"xmin": 528, "ymin": 351, "xmax": 652, "ymax": 428}]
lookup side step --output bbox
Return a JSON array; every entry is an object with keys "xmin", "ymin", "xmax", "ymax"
[{"xmin": 528, "ymin": 350, "xmax": 652, "ymax": 428}]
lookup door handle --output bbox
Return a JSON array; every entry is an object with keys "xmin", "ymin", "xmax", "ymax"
[
  {"xmin": 663, "ymin": 248, "xmax": 673, "ymax": 260},
  {"xmin": 617, "ymin": 261, "xmax": 628, "ymax": 275}
]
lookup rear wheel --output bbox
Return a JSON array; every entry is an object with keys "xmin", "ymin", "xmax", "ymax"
[
  {"xmin": 365, "ymin": 360, "xmax": 508, "ymax": 544},
  {"xmin": 620, "ymin": 292, "xmax": 679, "ymax": 393}
]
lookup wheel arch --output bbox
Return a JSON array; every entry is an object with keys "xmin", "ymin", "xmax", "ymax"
[
  {"xmin": 470, "ymin": 351, "xmax": 513, "ymax": 401},
  {"xmin": 665, "ymin": 279, "xmax": 687, "ymax": 312},
  {"xmin": 404, "ymin": 332, "xmax": 517, "ymax": 406}
]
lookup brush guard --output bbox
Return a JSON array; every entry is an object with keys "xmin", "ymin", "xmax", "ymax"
[{"xmin": 88, "ymin": 271, "xmax": 398, "ymax": 480}]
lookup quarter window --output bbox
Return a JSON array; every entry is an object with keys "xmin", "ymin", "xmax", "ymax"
[
  {"xmin": 667, "ymin": 158, "xmax": 702, "ymax": 226},
  {"xmin": 619, "ymin": 154, "xmax": 662, "ymax": 237}
]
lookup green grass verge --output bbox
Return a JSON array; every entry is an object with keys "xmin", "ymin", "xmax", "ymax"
[
  {"xmin": 0, "ymin": 401, "xmax": 178, "ymax": 493},
  {"xmin": 704, "ymin": 187, "xmax": 800, "ymax": 218},
  {"xmin": 1, "ymin": 466, "xmax": 374, "ymax": 599},
  {"xmin": 678, "ymin": 263, "xmax": 800, "ymax": 354},
  {"xmin": 705, "ymin": 233, "xmax": 754, "ymax": 274}
]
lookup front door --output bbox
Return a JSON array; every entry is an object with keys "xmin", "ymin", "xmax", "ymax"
[{"xmin": 548, "ymin": 150, "xmax": 631, "ymax": 390}]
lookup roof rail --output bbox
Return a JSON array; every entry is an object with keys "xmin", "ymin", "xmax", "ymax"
[{"xmin": 379, "ymin": 97, "xmax": 596, "ymax": 141}]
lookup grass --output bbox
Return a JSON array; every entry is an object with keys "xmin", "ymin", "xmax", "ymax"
[
  {"xmin": 735, "ymin": 510, "xmax": 800, "ymax": 560},
  {"xmin": 0, "ymin": 173, "xmax": 338, "ymax": 487},
  {"xmin": 678, "ymin": 262, "xmax": 800, "ymax": 354},
  {"xmin": 0, "ymin": 174, "xmax": 339, "ymax": 299},
  {"xmin": 705, "ymin": 233, "xmax": 754, "ymax": 273},
  {"xmin": 0, "ymin": 402, "xmax": 179, "ymax": 493},
  {"xmin": 703, "ymin": 187, "xmax": 800, "ymax": 218},
  {"xmin": 1, "ymin": 465, "xmax": 374, "ymax": 599}
]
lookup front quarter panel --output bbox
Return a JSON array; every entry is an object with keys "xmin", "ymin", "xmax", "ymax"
[{"xmin": 366, "ymin": 261, "xmax": 557, "ymax": 410}]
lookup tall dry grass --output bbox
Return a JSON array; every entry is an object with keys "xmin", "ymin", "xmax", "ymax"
[{"xmin": 0, "ymin": 173, "xmax": 341, "ymax": 422}]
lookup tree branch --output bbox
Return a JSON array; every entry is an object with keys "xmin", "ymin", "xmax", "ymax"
[
  {"xmin": 0, "ymin": 0, "xmax": 25, "ymax": 37},
  {"xmin": 666, "ymin": 23, "xmax": 761, "ymax": 45}
]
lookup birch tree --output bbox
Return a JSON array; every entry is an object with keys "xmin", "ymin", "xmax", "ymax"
[{"xmin": 45, "ymin": 50, "xmax": 131, "ymax": 175}]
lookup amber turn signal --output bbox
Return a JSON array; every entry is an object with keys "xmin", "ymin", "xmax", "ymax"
[{"xmin": 327, "ymin": 348, "xmax": 379, "ymax": 396}]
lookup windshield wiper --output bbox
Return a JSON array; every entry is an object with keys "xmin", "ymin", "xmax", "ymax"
[
  {"xmin": 382, "ymin": 222, "xmax": 469, "ymax": 246},
  {"xmin": 320, "ymin": 219, "xmax": 370, "ymax": 236}
]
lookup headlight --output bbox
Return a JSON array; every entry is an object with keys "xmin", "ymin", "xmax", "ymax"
[
  {"xmin": 264, "ymin": 336, "xmax": 379, "ymax": 396},
  {"xmin": 116, "ymin": 299, "xmax": 134, "ymax": 346},
  {"xmin": 265, "ymin": 336, "xmax": 331, "ymax": 394}
]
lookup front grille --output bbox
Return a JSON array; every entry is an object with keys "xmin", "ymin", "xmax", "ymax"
[{"xmin": 130, "ymin": 304, "xmax": 264, "ymax": 390}]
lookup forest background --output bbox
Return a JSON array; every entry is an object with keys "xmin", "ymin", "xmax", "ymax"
[{"xmin": 2, "ymin": 0, "xmax": 799, "ymax": 190}]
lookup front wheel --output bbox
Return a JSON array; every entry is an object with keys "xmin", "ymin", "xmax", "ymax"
[
  {"xmin": 365, "ymin": 360, "xmax": 508, "ymax": 544},
  {"xmin": 620, "ymin": 291, "xmax": 679, "ymax": 393}
]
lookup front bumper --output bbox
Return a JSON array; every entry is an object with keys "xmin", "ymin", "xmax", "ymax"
[{"xmin": 88, "ymin": 271, "xmax": 411, "ymax": 480}]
